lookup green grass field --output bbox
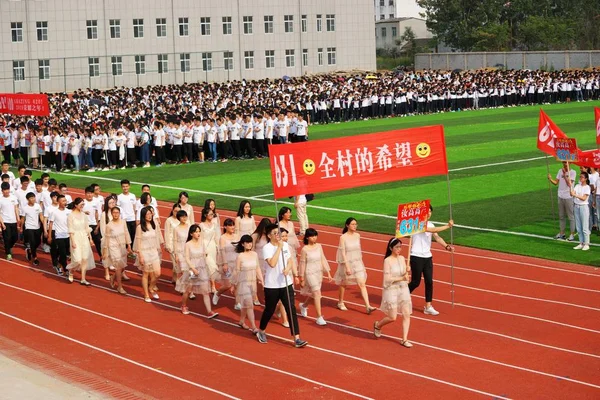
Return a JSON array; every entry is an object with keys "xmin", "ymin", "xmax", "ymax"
[{"xmin": 46, "ymin": 101, "xmax": 600, "ymax": 266}]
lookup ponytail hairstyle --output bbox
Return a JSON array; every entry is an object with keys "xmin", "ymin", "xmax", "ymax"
[
  {"xmin": 186, "ymin": 224, "xmax": 201, "ymax": 242},
  {"xmin": 342, "ymin": 217, "xmax": 357, "ymax": 234},
  {"xmin": 203, "ymin": 198, "xmax": 217, "ymax": 214},
  {"xmin": 234, "ymin": 234, "xmax": 253, "ymax": 253},
  {"xmin": 581, "ymin": 171, "xmax": 590, "ymax": 185},
  {"xmin": 67, "ymin": 197, "xmax": 84, "ymax": 210},
  {"xmin": 384, "ymin": 237, "xmax": 402, "ymax": 259}
]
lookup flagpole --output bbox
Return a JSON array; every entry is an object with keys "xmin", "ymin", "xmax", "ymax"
[
  {"xmin": 545, "ymin": 155, "xmax": 557, "ymax": 222},
  {"xmin": 445, "ymin": 173, "xmax": 455, "ymax": 308}
]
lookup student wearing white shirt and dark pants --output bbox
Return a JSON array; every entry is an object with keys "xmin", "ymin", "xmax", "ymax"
[
  {"xmin": 0, "ymin": 182, "xmax": 20, "ymax": 260},
  {"xmin": 48, "ymin": 195, "xmax": 71, "ymax": 275},
  {"xmin": 20, "ymin": 192, "xmax": 45, "ymax": 265},
  {"xmin": 117, "ymin": 179, "xmax": 137, "ymax": 245},
  {"xmin": 257, "ymin": 224, "xmax": 308, "ymax": 348},
  {"xmin": 408, "ymin": 205, "xmax": 454, "ymax": 316}
]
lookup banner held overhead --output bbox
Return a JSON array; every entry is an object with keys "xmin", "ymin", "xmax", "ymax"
[{"xmin": 0, "ymin": 93, "xmax": 50, "ymax": 117}]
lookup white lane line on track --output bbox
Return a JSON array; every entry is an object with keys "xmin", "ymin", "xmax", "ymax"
[
  {"xmin": 3, "ymin": 261, "xmax": 599, "ymax": 393},
  {"xmin": 0, "ymin": 311, "xmax": 240, "ymax": 400}
]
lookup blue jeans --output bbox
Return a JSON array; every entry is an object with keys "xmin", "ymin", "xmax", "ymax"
[
  {"xmin": 140, "ymin": 144, "xmax": 150, "ymax": 163},
  {"xmin": 208, "ymin": 142, "xmax": 217, "ymax": 161},
  {"xmin": 574, "ymin": 204, "xmax": 590, "ymax": 244},
  {"xmin": 86, "ymin": 148, "xmax": 94, "ymax": 168},
  {"xmin": 590, "ymin": 194, "xmax": 598, "ymax": 228},
  {"xmin": 73, "ymin": 153, "xmax": 80, "ymax": 171}
]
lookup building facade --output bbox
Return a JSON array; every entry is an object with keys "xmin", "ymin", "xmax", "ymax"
[
  {"xmin": 374, "ymin": 0, "xmax": 422, "ymax": 21},
  {"xmin": 375, "ymin": 17, "xmax": 431, "ymax": 50},
  {"xmin": 0, "ymin": 0, "xmax": 376, "ymax": 93}
]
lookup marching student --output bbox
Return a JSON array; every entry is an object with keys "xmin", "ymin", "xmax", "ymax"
[
  {"xmin": 203, "ymin": 198, "xmax": 221, "ymax": 232},
  {"xmin": 374, "ymin": 237, "xmax": 413, "ymax": 347},
  {"xmin": 82, "ymin": 187, "xmax": 102, "ymax": 268},
  {"xmin": 133, "ymin": 206, "xmax": 163, "ymax": 303},
  {"xmin": 172, "ymin": 210, "xmax": 191, "ymax": 290},
  {"xmin": 235, "ymin": 200, "xmax": 256, "ymax": 236},
  {"xmin": 103, "ymin": 206, "xmax": 132, "ymax": 294},
  {"xmin": 65, "ymin": 198, "xmax": 96, "ymax": 285},
  {"xmin": 213, "ymin": 218, "xmax": 238, "ymax": 307},
  {"xmin": 335, "ymin": 217, "xmax": 377, "ymax": 314},
  {"xmin": 117, "ymin": 179, "xmax": 137, "ymax": 245},
  {"xmin": 298, "ymin": 228, "xmax": 332, "ymax": 325},
  {"xmin": 19, "ymin": 192, "xmax": 45, "ymax": 266},
  {"xmin": 256, "ymin": 224, "xmax": 307, "ymax": 348},
  {"xmin": 99, "ymin": 194, "xmax": 118, "ymax": 279},
  {"xmin": 252, "ymin": 217, "xmax": 272, "ymax": 307},
  {"xmin": 178, "ymin": 191, "xmax": 195, "ymax": 225},
  {"xmin": 0, "ymin": 182, "xmax": 20, "ymax": 260},
  {"xmin": 164, "ymin": 202, "xmax": 182, "ymax": 283},
  {"xmin": 199, "ymin": 208, "xmax": 220, "ymax": 292},
  {"xmin": 233, "ymin": 234, "xmax": 263, "ymax": 332}
]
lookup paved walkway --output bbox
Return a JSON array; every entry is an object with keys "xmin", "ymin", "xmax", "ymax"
[{"xmin": 0, "ymin": 353, "xmax": 107, "ymax": 400}]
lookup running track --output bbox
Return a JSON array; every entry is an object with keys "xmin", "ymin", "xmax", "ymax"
[{"xmin": 1, "ymin": 189, "xmax": 599, "ymax": 399}]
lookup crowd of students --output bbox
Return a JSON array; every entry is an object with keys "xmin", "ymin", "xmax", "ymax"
[
  {"xmin": 0, "ymin": 168, "xmax": 455, "ymax": 348},
  {"xmin": 1, "ymin": 68, "xmax": 600, "ymax": 171}
]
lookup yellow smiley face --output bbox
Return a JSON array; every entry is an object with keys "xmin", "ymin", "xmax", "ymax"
[
  {"xmin": 416, "ymin": 143, "xmax": 431, "ymax": 158},
  {"xmin": 303, "ymin": 159, "xmax": 316, "ymax": 175}
]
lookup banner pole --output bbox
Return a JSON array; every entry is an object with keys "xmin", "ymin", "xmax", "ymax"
[
  {"xmin": 273, "ymin": 195, "xmax": 297, "ymax": 339},
  {"xmin": 545, "ymin": 155, "xmax": 557, "ymax": 222},
  {"xmin": 445, "ymin": 173, "xmax": 455, "ymax": 308}
]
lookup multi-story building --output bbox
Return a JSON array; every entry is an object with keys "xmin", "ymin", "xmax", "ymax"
[
  {"xmin": 0, "ymin": 0, "xmax": 376, "ymax": 93},
  {"xmin": 374, "ymin": 0, "xmax": 423, "ymax": 21}
]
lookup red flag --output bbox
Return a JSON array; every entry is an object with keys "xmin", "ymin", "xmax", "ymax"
[
  {"xmin": 269, "ymin": 125, "xmax": 448, "ymax": 199},
  {"xmin": 0, "ymin": 93, "xmax": 49, "ymax": 116},
  {"xmin": 595, "ymin": 106, "xmax": 600, "ymax": 146},
  {"xmin": 537, "ymin": 110, "xmax": 567, "ymax": 156},
  {"xmin": 577, "ymin": 149, "xmax": 600, "ymax": 168}
]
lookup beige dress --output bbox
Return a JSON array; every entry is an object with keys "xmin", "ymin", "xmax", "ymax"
[
  {"xmin": 99, "ymin": 212, "xmax": 111, "ymax": 269},
  {"xmin": 381, "ymin": 256, "xmax": 412, "ymax": 316},
  {"xmin": 334, "ymin": 233, "xmax": 367, "ymax": 285},
  {"xmin": 299, "ymin": 244, "xmax": 330, "ymax": 296},
  {"xmin": 164, "ymin": 216, "xmax": 179, "ymax": 267},
  {"xmin": 236, "ymin": 216, "xmax": 256, "ymax": 236},
  {"xmin": 175, "ymin": 241, "xmax": 210, "ymax": 295},
  {"xmin": 218, "ymin": 234, "xmax": 239, "ymax": 285},
  {"xmin": 280, "ymin": 220, "xmax": 300, "ymax": 259},
  {"xmin": 133, "ymin": 224, "xmax": 163, "ymax": 274},
  {"xmin": 172, "ymin": 224, "xmax": 189, "ymax": 274},
  {"xmin": 180, "ymin": 203, "xmax": 195, "ymax": 225},
  {"xmin": 235, "ymin": 252, "xmax": 259, "ymax": 308},
  {"xmin": 103, "ymin": 219, "xmax": 131, "ymax": 270},
  {"xmin": 254, "ymin": 235, "xmax": 268, "ymax": 276},
  {"xmin": 200, "ymin": 221, "xmax": 219, "ymax": 278},
  {"xmin": 66, "ymin": 211, "xmax": 95, "ymax": 272}
]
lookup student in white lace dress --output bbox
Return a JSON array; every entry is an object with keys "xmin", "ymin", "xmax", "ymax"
[
  {"xmin": 178, "ymin": 191, "xmax": 195, "ymax": 224},
  {"xmin": 235, "ymin": 200, "xmax": 256, "ymax": 236},
  {"xmin": 103, "ymin": 207, "xmax": 132, "ymax": 294},
  {"xmin": 199, "ymin": 208, "xmax": 220, "ymax": 292},
  {"xmin": 251, "ymin": 217, "xmax": 271, "ymax": 306},
  {"xmin": 164, "ymin": 202, "xmax": 181, "ymax": 283},
  {"xmin": 213, "ymin": 218, "xmax": 238, "ymax": 306},
  {"xmin": 374, "ymin": 238, "xmax": 413, "ymax": 348},
  {"xmin": 335, "ymin": 217, "xmax": 376, "ymax": 314},
  {"xmin": 172, "ymin": 210, "xmax": 190, "ymax": 285},
  {"xmin": 298, "ymin": 228, "xmax": 332, "ymax": 326},
  {"xmin": 233, "ymin": 234, "xmax": 263, "ymax": 332},
  {"xmin": 176, "ymin": 224, "xmax": 218, "ymax": 318},
  {"xmin": 99, "ymin": 194, "xmax": 117, "ymax": 280},
  {"xmin": 133, "ymin": 207, "xmax": 164, "ymax": 303},
  {"xmin": 278, "ymin": 207, "xmax": 300, "ymax": 261},
  {"xmin": 66, "ymin": 198, "xmax": 96, "ymax": 285},
  {"xmin": 203, "ymin": 198, "xmax": 221, "ymax": 234}
]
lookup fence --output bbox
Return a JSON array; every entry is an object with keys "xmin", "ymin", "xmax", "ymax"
[{"xmin": 415, "ymin": 51, "xmax": 600, "ymax": 71}]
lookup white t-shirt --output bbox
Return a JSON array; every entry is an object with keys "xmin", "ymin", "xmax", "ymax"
[
  {"xmin": 14, "ymin": 187, "xmax": 32, "ymax": 210},
  {"xmin": 117, "ymin": 193, "xmax": 137, "ymax": 222},
  {"xmin": 20, "ymin": 203, "xmax": 42, "ymax": 230},
  {"xmin": 49, "ymin": 208, "xmax": 71, "ymax": 239},
  {"xmin": 262, "ymin": 241, "xmax": 294, "ymax": 289},
  {"xmin": 410, "ymin": 221, "xmax": 435, "ymax": 258},
  {"xmin": 573, "ymin": 184, "xmax": 591, "ymax": 206},
  {"xmin": 83, "ymin": 199, "xmax": 99, "ymax": 226},
  {"xmin": 296, "ymin": 121, "xmax": 307, "ymax": 137},
  {"xmin": 0, "ymin": 195, "xmax": 19, "ymax": 223},
  {"xmin": 556, "ymin": 169, "xmax": 577, "ymax": 200}
]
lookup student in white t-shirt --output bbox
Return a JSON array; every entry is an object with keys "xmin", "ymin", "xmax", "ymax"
[
  {"xmin": 48, "ymin": 194, "xmax": 71, "ymax": 275},
  {"xmin": 571, "ymin": 171, "xmax": 591, "ymax": 251},
  {"xmin": 408, "ymin": 205, "xmax": 454, "ymax": 316},
  {"xmin": 547, "ymin": 162, "xmax": 576, "ymax": 241},
  {"xmin": 20, "ymin": 192, "xmax": 45, "ymax": 265},
  {"xmin": 295, "ymin": 115, "xmax": 308, "ymax": 142},
  {"xmin": 117, "ymin": 179, "xmax": 137, "ymax": 244},
  {"xmin": 0, "ymin": 181, "xmax": 20, "ymax": 260}
]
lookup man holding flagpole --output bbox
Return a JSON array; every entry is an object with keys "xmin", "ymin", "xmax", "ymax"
[{"xmin": 547, "ymin": 161, "xmax": 576, "ymax": 241}]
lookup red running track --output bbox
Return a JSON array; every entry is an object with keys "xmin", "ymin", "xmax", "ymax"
[{"xmin": 0, "ymin": 190, "xmax": 599, "ymax": 399}]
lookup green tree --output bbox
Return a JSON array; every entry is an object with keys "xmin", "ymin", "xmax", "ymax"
[{"xmin": 396, "ymin": 27, "xmax": 418, "ymax": 59}]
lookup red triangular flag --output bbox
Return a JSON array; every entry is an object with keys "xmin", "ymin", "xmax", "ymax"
[
  {"xmin": 537, "ymin": 110, "xmax": 567, "ymax": 156},
  {"xmin": 595, "ymin": 106, "xmax": 600, "ymax": 146}
]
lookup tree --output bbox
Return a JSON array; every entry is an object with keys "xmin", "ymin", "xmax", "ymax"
[{"xmin": 396, "ymin": 27, "xmax": 418, "ymax": 59}]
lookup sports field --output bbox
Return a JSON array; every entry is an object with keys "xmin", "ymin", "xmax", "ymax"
[{"xmin": 49, "ymin": 100, "xmax": 600, "ymax": 266}]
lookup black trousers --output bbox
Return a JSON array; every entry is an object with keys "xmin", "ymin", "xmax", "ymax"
[
  {"xmin": 173, "ymin": 144, "xmax": 183, "ymax": 162},
  {"xmin": 183, "ymin": 143, "xmax": 193, "ymax": 161},
  {"xmin": 2, "ymin": 223, "xmax": 18, "ymax": 255},
  {"xmin": 408, "ymin": 255, "xmax": 434, "ymax": 302},
  {"xmin": 260, "ymin": 284, "xmax": 299, "ymax": 336},
  {"xmin": 155, "ymin": 146, "xmax": 165, "ymax": 164},
  {"xmin": 50, "ymin": 232, "xmax": 69, "ymax": 268},
  {"xmin": 126, "ymin": 221, "xmax": 136, "ymax": 246},
  {"xmin": 24, "ymin": 228, "xmax": 42, "ymax": 259},
  {"xmin": 89, "ymin": 224, "xmax": 102, "ymax": 258}
]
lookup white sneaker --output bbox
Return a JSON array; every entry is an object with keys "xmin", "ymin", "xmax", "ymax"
[
  {"xmin": 282, "ymin": 321, "xmax": 290, "ymax": 328},
  {"xmin": 234, "ymin": 303, "xmax": 241, "ymax": 311},
  {"xmin": 573, "ymin": 244, "xmax": 583, "ymax": 250},
  {"xmin": 212, "ymin": 292, "xmax": 220, "ymax": 306},
  {"xmin": 567, "ymin": 234, "xmax": 575, "ymax": 241},
  {"xmin": 299, "ymin": 303, "xmax": 308, "ymax": 317},
  {"xmin": 86, "ymin": 168, "xmax": 95, "ymax": 172},
  {"xmin": 102, "ymin": 167, "xmax": 109, "ymax": 171},
  {"xmin": 315, "ymin": 316, "xmax": 327, "ymax": 326},
  {"xmin": 582, "ymin": 244, "xmax": 590, "ymax": 251},
  {"xmin": 42, "ymin": 244, "xmax": 51, "ymax": 253},
  {"xmin": 424, "ymin": 306, "xmax": 440, "ymax": 316}
]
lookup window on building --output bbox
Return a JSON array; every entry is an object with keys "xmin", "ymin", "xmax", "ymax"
[
  {"xmin": 156, "ymin": 18, "xmax": 167, "ymax": 37},
  {"xmin": 317, "ymin": 48, "xmax": 323, "ymax": 66},
  {"xmin": 264, "ymin": 15, "xmax": 274, "ymax": 34},
  {"xmin": 301, "ymin": 15, "xmax": 307, "ymax": 32},
  {"xmin": 302, "ymin": 49, "xmax": 308, "ymax": 67},
  {"xmin": 381, "ymin": 27, "xmax": 387, "ymax": 37},
  {"xmin": 327, "ymin": 47, "xmax": 336, "ymax": 65},
  {"xmin": 200, "ymin": 17, "xmax": 211, "ymax": 36},
  {"xmin": 202, "ymin": 52, "xmax": 212, "ymax": 71},
  {"xmin": 11, "ymin": 22, "xmax": 23, "ymax": 43},
  {"xmin": 180, "ymin": 53, "xmax": 190, "ymax": 72},
  {"xmin": 243, "ymin": 51, "xmax": 254, "ymax": 70},
  {"xmin": 224, "ymin": 51, "xmax": 234, "ymax": 70},
  {"xmin": 284, "ymin": 15, "xmax": 293, "ymax": 33},
  {"xmin": 380, "ymin": 14, "xmax": 385, "ymax": 20},
  {"xmin": 265, "ymin": 50, "xmax": 275, "ymax": 69},
  {"xmin": 109, "ymin": 19, "xmax": 121, "ymax": 39},
  {"xmin": 326, "ymin": 14, "xmax": 335, "ymax": 32},
  {"xmin": 285, "ymin": 49, "xmax": 295, "ymax": 67},
  {"xmin": 134, "ymin": 55, "xmax": 145, "ymax": 75},
  {"xmin": 179, "ymin": 17, "xmax": 189, "ymax": 36},
  {"xmin": 38, "ymin": 59, "xmax": 50, "ymax": 80},
  {"xmin": 36, "ymin": 21, "xmax": 48, "ymax": 41},
  {"xmin": 88, "ymin": 57, "xmax": 99, "ymax": 77},
  {"xmin": 389, "ymin": 0, "xmax": 394, "ymax": 5},
  {"xmin": 392, "ymin": 26, "xmax": 397, "ymax": 37},
  {"xmin": 379, "ymin": 0, "xmax": 385, "ymax": 6},
  {"xmin": 86, "ymin": 20, "xmax": 98, "ymax": 40},
  {"xmin": 222, "ymin": 16, "xmax": 232, "ymax": 35},
  {"xmin": 13, "ymin": 61, "xmax": 25, "ymax": 81},
  {"xmin": 111, "ymin": 56, "xmax": 122, "ymax": 76},
  {"xmin": 158, "ymin": 54, "xmax": 168, "ymax": 74},
  {"xmin": 389, "ymin": 13, "xmax": 394, "ymax": 19},
  {"xmin": 133, "ymin": 19, "xmax": 144, "ymax": 38},
  {"xmin": 243, "ymin": 16, "xmax": 253, "ymax": 34},
  {"xmin": 316, "ymin": 15, "xmax": 322, "ymax": 32}
]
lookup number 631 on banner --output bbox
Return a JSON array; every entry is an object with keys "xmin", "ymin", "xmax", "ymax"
[{"xmin": 396, "ymin": 200, "xmax": 431, "ymax": 238}]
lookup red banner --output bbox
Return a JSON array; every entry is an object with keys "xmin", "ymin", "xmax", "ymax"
[
  {"xmin": 537, "ymin": 110, "xmax": 567, "ymax": 156},
  {"xmin": 554, "ymin": 138, "xmax": 579, "ymax": 162},
  {"xmin": 396, "ymin": 199, "xmax": 430, "ymax": 238},
  {"xmin": 577, "ymin": 149, "xmax": 600, "ymax": 168},
  {"xmin": 595, "ymin": 107, "xmax": 600, "ymax": 146},
  {"xmin": 0, "ymin": 93, "xmax": 49, "ymax": 116},
  {"xmin": 269, "ymin": 125, "xmax": 448, "ymax": 199}
]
